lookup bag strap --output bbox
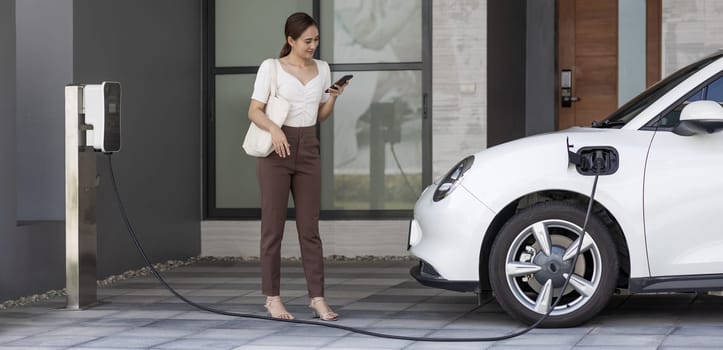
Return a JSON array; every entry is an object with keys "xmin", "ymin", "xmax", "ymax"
[{"xmin": 269, "ymin": 58, "xmax": 279, "ymax": 98}]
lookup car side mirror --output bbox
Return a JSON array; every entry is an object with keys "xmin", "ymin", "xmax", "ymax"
[{"xmin": 673, "ymin": 100, "xmax": 723, "ymax": 136}]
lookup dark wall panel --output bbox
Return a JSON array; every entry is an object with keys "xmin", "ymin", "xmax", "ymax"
[
  {"xmin": 487, "ymin": 0, "xmax": 527, "ymax": 146},
  {"xmin": 2, "ymin": 0, "xmax": 202, "ymax": 301},
  {"xmin": 0, "ymin": 0, "xmax": 19, "ymax": 300},
  {"xmin": 15, "ymin": 0, "xmax": 73, "ymax": 221},
  {"xmin": 73, "ymin": 0, "xmax": 202, "ymax": 277},
  {"xmin": 0, "ymin": 0, "xmax": 65, "ymax": 301},
  {"xmin": 525, "ymin": 0, "xmax": 556, "ymax": 136}
]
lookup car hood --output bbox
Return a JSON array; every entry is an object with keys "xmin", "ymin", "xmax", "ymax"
[{"xmin": 458, "ymin": 126, "xmax": 654, "ymax": 213}]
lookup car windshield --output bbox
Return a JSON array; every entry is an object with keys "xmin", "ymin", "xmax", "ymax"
[{"xmin": 593, "ymin": 52, "xmax": 723, "ymax": 128}]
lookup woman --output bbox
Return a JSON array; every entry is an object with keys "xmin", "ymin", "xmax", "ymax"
[{"xmin": 247, "ymin": 12, "xmax": 347, "ymax": 321}]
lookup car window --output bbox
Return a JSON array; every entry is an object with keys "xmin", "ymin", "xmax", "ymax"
[
  {"xmin": 595, "ymin": 53, "xmax": 722, "ymax": 129},
  {"xmin": 656, "ymin": 89, "xmax": 704, "ymax": 128},
  {"xmin": 655, "ymin": 75, "xmax": 723, "ymax": 128},
  {"xmin": 707, "ymin": 76, "xmax": 723, "ymax": 102}
]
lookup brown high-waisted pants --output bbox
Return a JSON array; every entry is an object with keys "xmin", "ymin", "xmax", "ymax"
[{"xmin": 257, "ymin": 125, "xmax": 324, "ymax": 297}]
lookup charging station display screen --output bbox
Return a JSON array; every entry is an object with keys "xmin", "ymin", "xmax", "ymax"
[{"xmin": 103, "ymin": 83, "xmax": 121, "ymax": 152}]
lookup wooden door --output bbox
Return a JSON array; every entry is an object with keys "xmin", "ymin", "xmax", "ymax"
[
  {"xmin": 558, "ymin": 0, "xmax": 618, "ymax": 129},
  {"xmin": 557, "ymin": 0, "xmax": 661, "ymax": 130}
]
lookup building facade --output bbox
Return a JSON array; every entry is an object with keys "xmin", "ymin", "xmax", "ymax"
[{"xmin": 1, "ymin": 0, "xmax": 722, "ymax": 302}]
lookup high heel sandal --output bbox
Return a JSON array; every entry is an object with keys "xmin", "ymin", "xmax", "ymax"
[
  {"xmin": 264, "ymin": 296, "xmax": 294, "ymax": 320},
  {"xmin": 309, "ymin": 297, "xmax": 338, "ymax": 321}
]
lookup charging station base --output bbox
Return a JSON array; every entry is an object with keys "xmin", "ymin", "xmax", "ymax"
[{"xmin": 65, "ymin": 85, "xmax": 98, "ymax": 309}]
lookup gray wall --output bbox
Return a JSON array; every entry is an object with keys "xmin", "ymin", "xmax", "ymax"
[
  {"xmin": 487, "ymin": 0, "xmax": 556, "ymax": 146},
  {"xmin": 0, "ymin": 0, "xmax": 65, "ymax": 301},
  {"xmin": 1, "ymin": 0, "xmax": 202, "ymax": 301},
  {"xmin": 525, "ymin": 0, "xmax": 556, "ymax": 136},
  {"xmin": 487, "ymin": 0, "xmax": 527, "ymax": 146},
  {"xmin": 1, "ymin": 0, "xmax": 17, "ymax": 235},
  {"xmin": 15, "ymin": 0, "xmax": 73, "ymax": 221},
  {"xmin": 74, "ymin": 0, "xmax": 202, "ymax": 277}
]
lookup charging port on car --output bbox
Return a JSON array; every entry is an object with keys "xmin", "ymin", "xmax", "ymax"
[{"xmin": 573, "ymin": 146, "xmax": 619, "ymax": 176}]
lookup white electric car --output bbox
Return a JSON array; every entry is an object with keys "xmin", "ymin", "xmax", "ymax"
[{"xmin": 408, "ymin": 51, "xmax": 723, "ymax": 327}]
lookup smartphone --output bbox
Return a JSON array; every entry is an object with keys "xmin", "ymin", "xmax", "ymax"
[{"xmin": 325, "ymin": 74, "xmax": 353, "ymax": 93}]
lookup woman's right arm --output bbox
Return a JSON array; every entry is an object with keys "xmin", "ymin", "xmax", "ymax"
[{"xmin": 248, "ymin": 100, "xmax": 290, "ymax": 157}]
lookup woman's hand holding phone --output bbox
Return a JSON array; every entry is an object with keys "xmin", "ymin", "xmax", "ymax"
[{"xmin": 325, "ymin": 74, "xmax": 353, "ymax": 94}]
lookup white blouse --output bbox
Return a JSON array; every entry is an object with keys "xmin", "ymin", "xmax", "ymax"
[{"xmin": 251, "ymin": 58, "xmax": 331, "ymax": 127}]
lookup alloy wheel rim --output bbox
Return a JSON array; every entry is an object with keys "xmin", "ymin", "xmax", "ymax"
[{"xmin": 503, "ymin": 219, "xmax": 603, "ymax": 316}]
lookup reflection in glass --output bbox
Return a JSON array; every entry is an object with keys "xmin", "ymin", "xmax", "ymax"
[
  {"xmin": 322, "ymin": 0, "xmax": 422, "ymax": 64},
  {"xmin": 323, "ymin": 71, "xmax": 423, "ymax": 210},
  {"xmin": 215, "ymin": 74, "xmax": 259, "ymax": 208},
  {"xmin": 215, "ymin": 0, "xmax": 313, "ymax": 67}
]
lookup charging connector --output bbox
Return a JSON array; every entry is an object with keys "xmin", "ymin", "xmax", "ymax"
[{"xmin": 567, "ymin": 138, "xmax": 619, "ymax": 176}]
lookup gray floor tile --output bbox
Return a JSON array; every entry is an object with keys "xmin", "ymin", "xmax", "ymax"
[
  {"xmin": 488, "ymin": 346, "xmax": 573, "ymax": 350},
  {"xmin": 672, "ymin": 325, "xmax": 723, "ymax": 336},
  {"xmin": 6, "ymin": 335, "xmax": 98, "ymax": 347},
  {"xmin": 404, "ymin": 342, "xmax": 493, "ymax": 350},
  {"xmin": 281, "ymin": 324, "xmax": 351, "ymax": 337},
  {"xmin": 0, "ymin": 326, "xmax": 55, "ymax": 336},
  {"xmin": 496, "ymin": 333, "xmax": 584, "ymax": 346},
  {"xmin": 107, "ymin": 310, "xmax": 187, "ymax": 319},
  {"xmin": 245, "ymin": 334, "xmax": 334, "ymax": 347},
  {"xmin": 78, "ymin": 336, "xmax": 175, "ymax": 348},
  {"xmin": 590, "ymin": 325, "xmax": 673, "ymax": 336},
  {"xmin": 325, "ymin": 335, "xmax": 413, "ymax": 349},
  {"xmin": 662, "ymin": 335, "xmax": 723, "ymax": 347},
  {"xmin": 341, "ymin": 302, "xmax": 414, "ymax": 311},
  {"xmin": 186, "ymin": 289, "xmax": 249, "ymax": 297},
  {"xmin": 4, "ymin": 261, "xmax": 723, "ymax": 350},
  {"xmin": 372, "ymin": 318, "xmax": 450, "ymax": 329},
  {"xmin": 74, "ymin": 317, "xmax": 158, "ymax": 328},
  {"xmin": 231, "ymin": 346, "xmax": 318, "ymax": 350},
  {"xmin": 577, "ymin": 334, "xmax": 666, "ymax": 347},
  {"xmin": 144, "ymin": 319, "xmax": 230, "ymax": 330},
  {"xmin": 169, "ymin": 310, "xmax": 240, "ymax": 321},
  {"xmin": 191, "ymin": 328, "xmax": 278, "ymax": 341},
  {"xmin": 152, "ymin": 338, "xmax": 245, "ymax": 349},
  {"xmin": 42, "ymin": 326, "xmax": 128, "ymax": 337},
  {"xmin": 0, "ymin": 336, "xmax": 26, "ymax": 345},
  {"xmin": 112, "ymin": 327, "xmax": 197, "ymax": 338},
  {"xmin": 0, "ymin": 347, "xmax": 68, "ymax": 350}
]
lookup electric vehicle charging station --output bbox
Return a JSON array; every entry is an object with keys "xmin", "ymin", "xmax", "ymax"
[{"xmin": 64, "ymin": 82, "xmax": 121, "ymax": 309}]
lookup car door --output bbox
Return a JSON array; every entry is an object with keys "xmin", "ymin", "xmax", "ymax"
[{"xmin": 644, "ymin": 74, "xmax": 723, "ymax": 277}]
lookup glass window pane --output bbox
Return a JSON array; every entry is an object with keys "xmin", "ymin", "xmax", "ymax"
[
  {"xmin": 320, "ymin": 0, "xmax": 422, "ymax": 64},
  {"xmin": 706, "ymin": 76, "xmax": 723, "ymax": 102},
  {"xmin": 215, "ymin": 74, "xmax": 259, "ymax": 208},
  {"xmin": 216, "ymin": 0, "xmax": 313, "ymax": 67},
  {"xmin": 321, "ymin": 70, "xmax": 423, "ymax": 210}
]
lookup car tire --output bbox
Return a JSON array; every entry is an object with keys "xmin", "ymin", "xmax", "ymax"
[{"xmin": 488, "ymin": 201, "xmax": 618, "ymax": 327}]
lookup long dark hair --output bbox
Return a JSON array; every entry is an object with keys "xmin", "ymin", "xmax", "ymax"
[{"xmin": 279, "ymin": 12, "xmax": 318, "ymax": 58}]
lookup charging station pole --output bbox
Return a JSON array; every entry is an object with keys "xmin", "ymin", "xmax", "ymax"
[{"xmin": 64, "ymin": 85, "xmax": 98, "ymax": 309}]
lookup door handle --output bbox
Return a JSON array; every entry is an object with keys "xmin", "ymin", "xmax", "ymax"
[{"xmin": 560, "ymin": 69, "xmax": 580, "ymax": 107}]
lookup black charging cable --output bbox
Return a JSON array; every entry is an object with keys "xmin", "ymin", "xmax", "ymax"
[{"xmin": 106, "ymin": 153, "xmax": 600, "ymax": 342}]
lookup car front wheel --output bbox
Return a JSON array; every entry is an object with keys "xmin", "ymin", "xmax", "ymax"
[{"xmin": 489, "ymin": 201, "xmax": 618, "ymax": 327}]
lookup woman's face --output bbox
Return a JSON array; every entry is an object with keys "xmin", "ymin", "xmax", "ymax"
[{"xmin": 289, "ymin": 25, "xmax": 319, "ymax": 59}]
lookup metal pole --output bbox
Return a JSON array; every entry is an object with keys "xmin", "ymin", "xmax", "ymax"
[{"xmin": 65, "ymin": 85, "xmax": 98, "ymax": 309}]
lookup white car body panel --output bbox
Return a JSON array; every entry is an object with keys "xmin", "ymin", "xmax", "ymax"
[
  {"xmin": 411, "ymin": 183, "xmax": 495, "ymax": 281},
  {"xmin": 411, "ymin": 128, "xmax": 656, "ymax": 280},
  {"xmin": 644, "ymin": 130, "xmax": 723, "ymax": 276}
]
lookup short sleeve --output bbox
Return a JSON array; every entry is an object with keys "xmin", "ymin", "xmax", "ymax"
[
  {"xmin": 319, "ymin": 60, "xmax": 332, "ymax": 104},
  {"xmin": 251, "ymin": 59, "xmax": 273, "ymax": 104}
]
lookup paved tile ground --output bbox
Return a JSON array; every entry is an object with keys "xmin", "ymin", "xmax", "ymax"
[{"xmin": 2, "ymin": 259, "xmax": 723, "ymax": 349}]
